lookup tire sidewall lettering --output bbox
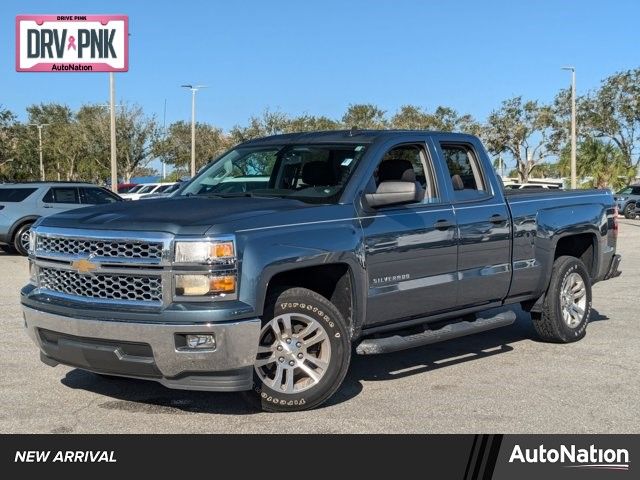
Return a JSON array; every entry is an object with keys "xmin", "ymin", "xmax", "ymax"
[{"xmin": 258, "ymin": 295, "xmax": 346, "ymax": 409}]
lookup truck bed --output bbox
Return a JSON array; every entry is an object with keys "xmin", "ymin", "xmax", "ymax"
[{"xmin": 503, "ymin": 188, "xmax": 606, "ymax": 198}]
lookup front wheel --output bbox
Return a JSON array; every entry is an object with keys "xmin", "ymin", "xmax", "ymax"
[
  {"xmin": 624, "ymin": 202, "xmax": 636, "ymax": 219},
  {"xmin": 247, "ymin": 287, "xmax": 351, "ymax": 412},
  {"xmin": 13, "ymin": 223, "xmax": 33, "ymax": 256},
  {"xmin": 531, "ymin": 255, "xmax": 592, "ymax": 343}
]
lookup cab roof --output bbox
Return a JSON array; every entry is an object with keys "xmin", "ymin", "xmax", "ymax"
[{"xmin": 239, "ymin": 129, "xmax": 470, "ymax": 146}]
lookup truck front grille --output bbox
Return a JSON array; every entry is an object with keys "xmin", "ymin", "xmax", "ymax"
[
  {"xmin": 38, "ymin": 266, "xmax": 163, "ymax": 304},
  {"xmin": 36, "ymin": 235, "xmax": 164, "ymax": 260}
]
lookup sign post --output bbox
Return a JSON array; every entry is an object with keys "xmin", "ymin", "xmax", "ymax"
[
  {"xmin": 110, "ymin": 72, "xmax": 117, "ymax": 192},
  {"xmin": 16, "ymin": 15, "xmax": 129, "ymax": 189}
]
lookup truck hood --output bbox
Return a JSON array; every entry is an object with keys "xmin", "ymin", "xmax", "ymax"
[{"xmin": 38, "ymin": 196, "xmax": 312, "ymax": 235}]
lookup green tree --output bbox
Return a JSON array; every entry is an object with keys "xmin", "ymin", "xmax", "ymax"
[
  {"xmin": 580, "ymin": 68, "xmax": 640, "ymax": 170},
  {"xmin": 286, "ymin": 114, "xmax": 341, "ymax": 133},
  {"xmin": 342, "ymin": 104, "xmax": 387, "ymax": 129},
  {"xmin": 0, "ymin": 107, "xmax": 21, "ymax": 179},
  {"xmin": 391, "ymin": 105, "xmax": 480, "ymax": 134},
  {"xmin": 483, "ymin": 96, "xmax": 560, "ymax": 182},
  {"xmin": 531, "ymin": 162, "xmax": 563, "ymax": 179},
  {"xmin": 25, "ymin": 103, "xmax": 88, "ymax": 181},
  {"xmin": 75, "ymin": 105, "xmax": 111, "ymax": 181},
  {"xmin": 557, "ymin": 138, "xmax": 633, "ymax": 189},
  {"xmin": 228, "ymin": 109, "xmax": 290, "ymax": 144},
  {"xmin": 114, "ymin": 104, "xmax": 160, "ymax": 183},
  {"xmin": 153, "ymin": 120, "xmax": 228, "ymax": 171},
  {"xmin": 390, "ymin": 105, "xmax": 432, "ymax": 129}
]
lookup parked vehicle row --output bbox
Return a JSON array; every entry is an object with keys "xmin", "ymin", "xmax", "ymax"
[
  {"xmin": 502, "ymin": 180, "xmax": 563, "ymax": 190},
  {"xmin": 0, "ymin": 182, "xmax": 121, "ymax": 255},
  {"xmin": 614, "ymin": 184, "xmax": 640, "ymax": 219},
  {"xmin": 120, "ymin": 182, "xmax": 179, "ymax": 201}
]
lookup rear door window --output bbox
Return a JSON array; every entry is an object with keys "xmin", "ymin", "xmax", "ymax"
[
  {"xmin": 440, "ymin": 144, "xmax": 490, "ymax": 201},
  {"xmin": 0, "ymin": 188, "xmax": 38, "ymax": 202},
  {"xmin": 42, "ymin": 187, "xmax": 80, "ymax": 204},
  {"xmin": 80, "ymin": 187, "xmax": 121, "ymax": 205}
]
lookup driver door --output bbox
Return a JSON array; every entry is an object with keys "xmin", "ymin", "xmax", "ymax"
[{"xmin": 359, "ymin": 141, "xmax": 458, "ymax": 326}]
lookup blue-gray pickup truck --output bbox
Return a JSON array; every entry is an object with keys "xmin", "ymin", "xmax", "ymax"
[{"xmin": 21, "ymin": 130, "xmax": 622, "ymax": 412}]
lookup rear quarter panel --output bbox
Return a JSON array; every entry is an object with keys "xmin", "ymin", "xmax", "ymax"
[{"xmin": 506, "ymin": 191, "xmax": 616, "ymax": 302}]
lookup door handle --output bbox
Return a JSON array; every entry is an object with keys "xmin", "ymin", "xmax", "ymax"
[
  {"xmin": 489, "ymin": 214, "xmax": 507, "ymax": 223},
  {"xmin": 43, "ymin": 204, "xmax": 53, "ymax": 208},
  {"xmin": 433, "ymin": 219, "xmax": 454, "ymax": 230}
]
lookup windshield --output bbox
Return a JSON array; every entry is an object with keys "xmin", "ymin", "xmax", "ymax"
[
  {"xmin": 157, "ymin": 184, "xmax": 176, "ymax": 193},
  {"xmin": 180, "ymin": 143, "xmax": 367, "ymax": 203},
  {"xmin": 164, "ymin": 183, "xmax": 181, "ymax": 194},
  {"xmin": 137, "ymin": 185, "xmax": 157, "ymax": 194},
  {"xmin": 127, "ymin": 185, "xmax": 144, "ymax": 193}
]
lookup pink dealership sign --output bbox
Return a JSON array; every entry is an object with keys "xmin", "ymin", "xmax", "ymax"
[{"xmin": 16, "ymin": 15, "xmax": 128, "ymax": 72}]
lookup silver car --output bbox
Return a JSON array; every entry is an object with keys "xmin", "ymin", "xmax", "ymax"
[{"xmin": 0, "ymin": 182, "xmax": 122, "ymax": 255}]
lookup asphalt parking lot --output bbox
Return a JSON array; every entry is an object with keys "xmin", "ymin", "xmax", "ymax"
[{"xmin": 1, "ymin": 221, "xmax": 638, "ymax": 434}]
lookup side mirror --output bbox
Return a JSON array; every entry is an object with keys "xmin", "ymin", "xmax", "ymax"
[{"xmin": 364, "ymin": 181, "xmax": 419, "ymax": 208}]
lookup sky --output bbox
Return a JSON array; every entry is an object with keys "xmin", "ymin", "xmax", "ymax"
[{"xmin": 2, "ymin": 0, "xmax": 639, "ymax": 135}]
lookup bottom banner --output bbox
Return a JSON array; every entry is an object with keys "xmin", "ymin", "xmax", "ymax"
[{"xmin": 0, "ymin": 434, "xmax": 635, "ymax": 479}]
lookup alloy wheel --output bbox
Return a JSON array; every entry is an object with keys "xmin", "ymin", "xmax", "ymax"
[
  {"xmin": 560, "ymin": 272, "xmax": 587, "ymax": 328},
  {"xmin": 255, "ymin": 313, "xmax": 331, "ymax": 394}
]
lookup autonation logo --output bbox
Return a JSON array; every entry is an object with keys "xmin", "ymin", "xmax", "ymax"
[{"xmin": 509, "ymin": 444, "xmax": 630, "ymax": 471}]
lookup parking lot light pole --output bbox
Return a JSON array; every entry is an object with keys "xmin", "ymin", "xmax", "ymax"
[
  {"xmin": 28, "ymin": 123, "xmax": 49, "ymax": 181},
  {"xmin": 562, "ymin": 66, "xmax": 577, "ymax": 189},
  {"xmin": 181, "ymin": 84, "xmax": 207, "ymax": 178}
]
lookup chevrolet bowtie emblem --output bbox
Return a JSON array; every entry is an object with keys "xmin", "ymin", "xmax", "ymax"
[{"xmin": 70, "ymin": 258, "xmax": 99, "ymax": 274}]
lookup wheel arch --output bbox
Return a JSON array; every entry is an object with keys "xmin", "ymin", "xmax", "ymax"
[
  {"xmin": 9, "ymin": 215, "xmax": 39, "ymax": 243},
  {"xmin": 258, "ymin": 261, "xmax": 364, "ymax": 339},
  {"xmin": 523, "ymin": 230, "xmax": 599, "ymax": 313}
]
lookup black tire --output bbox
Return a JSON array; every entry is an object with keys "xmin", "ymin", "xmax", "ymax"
[
  {"xmin": 531, "ymin": 255, "xmax": 592, "ymax": 343},
  {"xmin": 0, "ymin": 245, "xmax": 16, "ymax": 254},
  {"xmin": 623, "ymin": 202, "xmax": 636, "ymax": 219},
  {"xmin": 13, "ymin": 222, "xmax": 33, "ymax": 256},
  {"xmin": 246, "ymin": 287, "xmax": 351, "ymax": 412}
]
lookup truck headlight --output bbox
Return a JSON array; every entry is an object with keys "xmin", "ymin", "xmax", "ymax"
[
  {"xmin": 174, "ymin": 241, "xmax": 235, "ymax": 264},
  {"xmin": 175, "ymin": 274, "xmax": 236, "ymax": 296}
]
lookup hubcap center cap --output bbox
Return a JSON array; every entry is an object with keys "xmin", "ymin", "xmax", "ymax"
[{"xmin": 280, "ymin": 339, "xmax": 301, "ymax": 359}]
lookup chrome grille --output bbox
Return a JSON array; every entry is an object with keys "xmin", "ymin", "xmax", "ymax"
[
  {"xmin": 38, "ymin": 267, "xmax": 163, "ymax": 303},
  {"xmin": 36, "ymin": 235, "xmax": 164, "ymax": 260}
]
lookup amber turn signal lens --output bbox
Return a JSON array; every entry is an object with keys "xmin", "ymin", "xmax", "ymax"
[
  {"xmin": 211, "ymin": 242, "xmax": 234, "ymax": 258},
  {"xmin": 209, "ymin": 275, "xmax": 236, "ymax": 293}
]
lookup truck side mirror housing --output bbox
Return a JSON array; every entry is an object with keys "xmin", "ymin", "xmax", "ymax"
[{"xmin": 364, "ymin": 181, "xmax": 419, "ymax": 208}]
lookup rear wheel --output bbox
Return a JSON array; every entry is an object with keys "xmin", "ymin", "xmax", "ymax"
[
  {"xmin": 623, "ymin": 202, "xmax": 636, "ymax": 219},
  {"xmin": 13, "ymin": 223, "xmax": 33, "ymax": 256},
  {"xmin": 531, "ymin": 256, "xmax": 592, "ymax": 343},
  {"xmin": 247, "ymin": 287, "xmax": 351, "ymax": 412}
]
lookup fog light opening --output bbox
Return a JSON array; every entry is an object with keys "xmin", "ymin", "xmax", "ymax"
[{"xmin": 184, "ymin": 334, "xmax": 216, "ymax": 350}]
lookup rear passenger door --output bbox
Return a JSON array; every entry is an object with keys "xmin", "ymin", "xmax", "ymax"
[
  {"xmin": 40, "ymin": 187, "xmax": 82, "ymax": 212},
  {"xmin": 434, "ymin": 139, "xmax": 511, "ymax": 308}
]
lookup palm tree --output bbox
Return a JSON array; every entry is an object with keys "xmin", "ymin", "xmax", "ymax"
[{"xmin": 558, "ymin": 138, "xmax": 634, "ymax": 189}]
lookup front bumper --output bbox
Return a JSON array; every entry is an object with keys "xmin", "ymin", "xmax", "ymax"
[
  {"xmin": 23, "ymin": 305, "xmax": 261, "ymax": 392},
  {"xmin": 603, "ymin": 254, "xmax": 622, "ymax": 280}
]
